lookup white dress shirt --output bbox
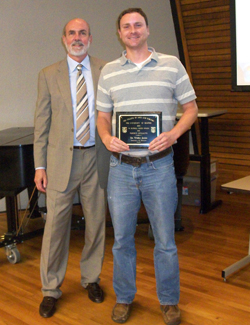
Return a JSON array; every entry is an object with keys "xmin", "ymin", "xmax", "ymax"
[{"xmin": 67, "ymin": 54, "xmax": 95, "ymax": 147}]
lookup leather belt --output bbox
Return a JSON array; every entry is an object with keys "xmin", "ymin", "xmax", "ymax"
[
  {"xmin": 112, "ymin": 147, "xmax": 172, "ymax": 167},
  {"xmin": 73, "ymin": 145, "xmax": 95, "ymax": 150}
]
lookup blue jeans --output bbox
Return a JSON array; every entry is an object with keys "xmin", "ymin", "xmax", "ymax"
[{"xmin": 108, "ymin": 151, "xmax": 180, "ymax": 305}]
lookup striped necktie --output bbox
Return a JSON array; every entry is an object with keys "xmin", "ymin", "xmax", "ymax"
[{"xmin": 76, "ymin": 64, "xmax": 90, "ymax": 145}]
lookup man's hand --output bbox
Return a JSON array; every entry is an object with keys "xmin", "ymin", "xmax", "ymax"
[
  {"xmin": 34, "ymin": 169, "xmax": 47, "ymax": 193},
  {"xmin": 97, "ymin": 111, "xmax": 129, "ymax": 152},
  {"xmin": 149, "ymin": 132, "xmax": 176, "ymax": 152},
  {"xmin": 149, "ymin": 100, "xmax": 198, "ymax": 152},
  {"xmin": 103, "ymin": 134, "xmax": 129, "ymax": 152}
]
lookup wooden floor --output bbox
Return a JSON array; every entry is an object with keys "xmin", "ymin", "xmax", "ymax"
[{"xmin": 0, "ymin": 188, "xmax": 250, "ymax": 325}]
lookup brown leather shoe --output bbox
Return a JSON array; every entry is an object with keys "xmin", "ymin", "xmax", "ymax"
[
  {"xmin": 111, "ymin": 303, "xmax": 131, "ymax": 323},
  {"xmin": 86, "ymin": 283, "xmax": 104, "ymax": 303},
  {"xmin": 39, "ymin": 296, "xmax": 57, "ymax": 318},
  {"xmin": 160, "ymin": 305, "xmax": 181, "ymax": 325}
]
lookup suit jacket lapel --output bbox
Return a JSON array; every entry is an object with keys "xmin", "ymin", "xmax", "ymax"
[
  {"xmin": 90, "ymin": 56, "xmax": 99, "ymax": 101},
  {"xmin": 56, "ymin": 58, "xmax": 73, "ymax": 115},
  {"xmin": 89, "ymin": 56, "xmax": 104, "ymax": 123}
]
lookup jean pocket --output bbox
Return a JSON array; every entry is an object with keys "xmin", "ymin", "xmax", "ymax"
[
  {"xmin": 150, "ymin": 152, "xmax": 174, "ymax": 171},
  {"xmin": 110, "ymin": 155, "xmax": 119, "ymax": 167}
]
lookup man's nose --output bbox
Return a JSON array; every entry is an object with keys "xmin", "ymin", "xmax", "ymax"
[{"xmin": 74, "ymin": 32, "xmax": 81, "ymax": 40}]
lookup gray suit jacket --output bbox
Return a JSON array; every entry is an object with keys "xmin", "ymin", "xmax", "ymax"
[{"xmin": 34, "ymin": 56, "xmax": 110, "ymax": 192}]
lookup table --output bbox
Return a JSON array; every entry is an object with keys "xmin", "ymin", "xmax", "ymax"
[
  {"xmin": 221, "ymin": 175, "xmax": 250, "ymax": 281},
  {"xmin": 177, "ymin": 108, "xmax": 227, "ymax": 214}
]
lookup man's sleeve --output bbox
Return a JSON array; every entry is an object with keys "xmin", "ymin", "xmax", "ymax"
[
  {"xmin": 174, "ymin": 59, "xmax": 197, "ymax": 105},
  {"xmin": 33, "ymin": 69, "xmax": 51, "ymax": 169},
  {"xmin": 96, "ymin": 68, "xmax": 114, "ymax": 113}
]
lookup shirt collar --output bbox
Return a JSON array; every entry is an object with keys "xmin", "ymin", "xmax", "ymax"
[
  {"xmin": 67, "ymin": 54, "xmax": 90, "ymax": 73},
  {"xmin": 120, "ymin": 47, "xmax": 158, "ymax": 66}
]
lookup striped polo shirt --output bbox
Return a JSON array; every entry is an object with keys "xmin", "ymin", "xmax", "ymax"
[{"xmin": 96, "ymin": 47, "xmax": 197, "ymax": 156}]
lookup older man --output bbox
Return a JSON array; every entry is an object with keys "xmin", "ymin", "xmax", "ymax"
[{"xmin": 34, "ymin": 18, "xmax": 110, "ymax": 318}]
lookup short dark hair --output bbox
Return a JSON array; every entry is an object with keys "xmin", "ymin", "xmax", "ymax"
[{"xmin": 117, "ymin": 8, "xmax": 148, "ymax": 29}]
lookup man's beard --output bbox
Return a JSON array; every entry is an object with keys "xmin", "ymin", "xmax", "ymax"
[{"xmin": 65, "ymin": 40, "xmax": 91, "ymax": 57}]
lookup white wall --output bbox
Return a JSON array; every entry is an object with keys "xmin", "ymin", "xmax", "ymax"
[{"xmin": 0, "ymin": 0, "xmax": 178, "ymax": 211}]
